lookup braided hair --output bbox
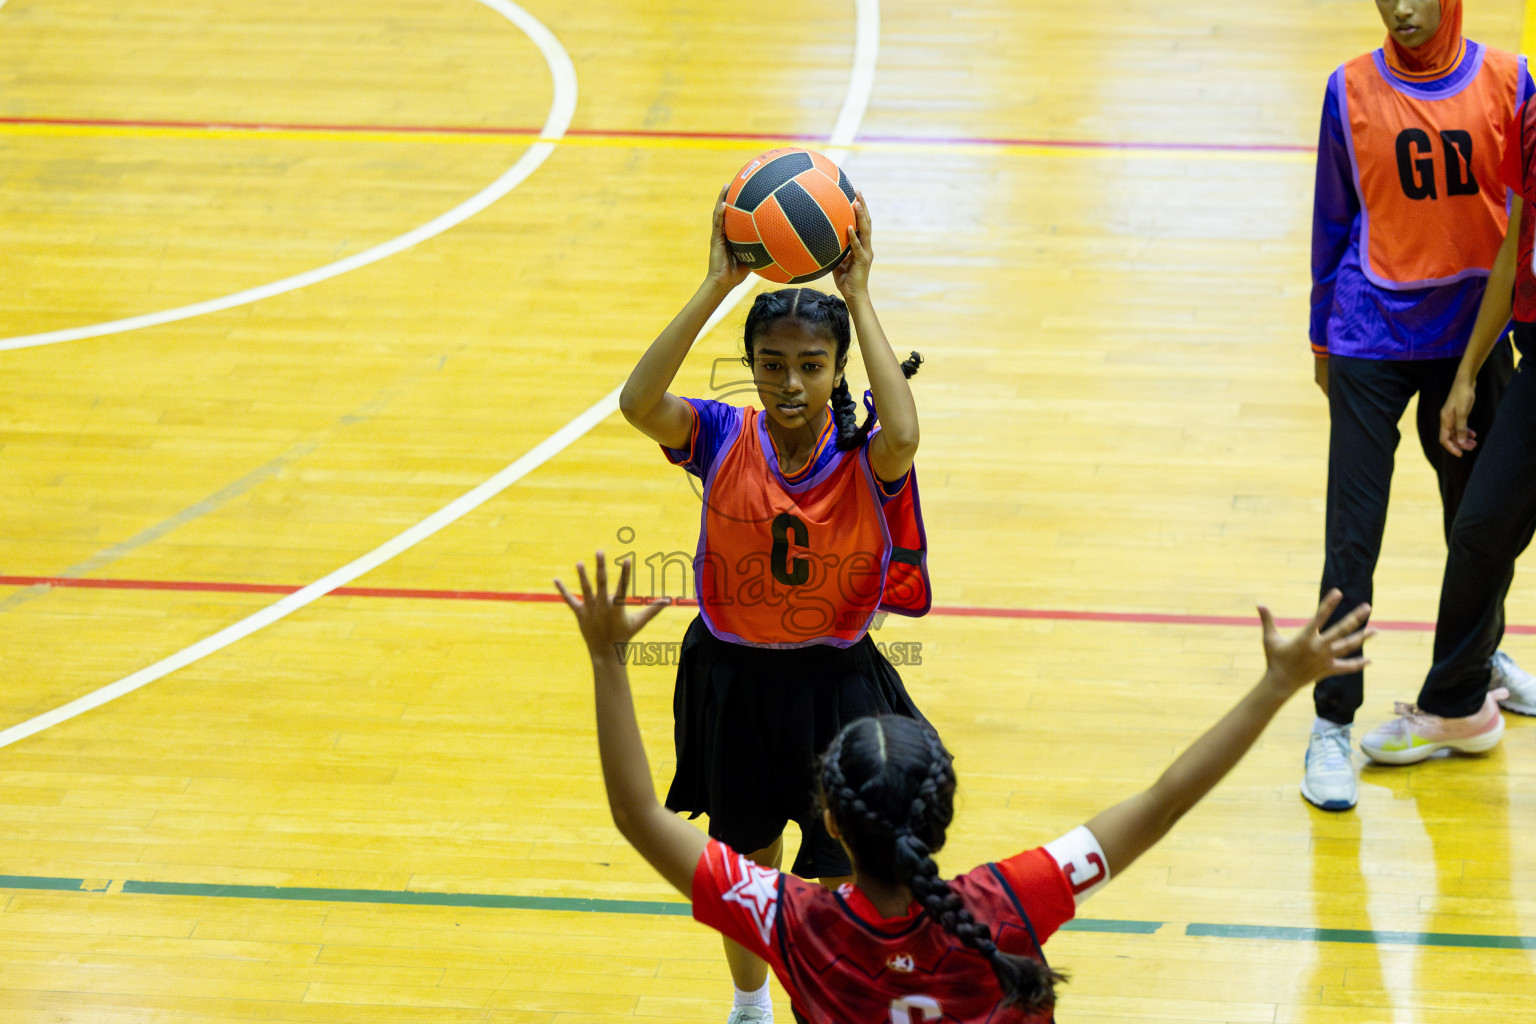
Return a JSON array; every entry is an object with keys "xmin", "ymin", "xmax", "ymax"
[
  {"xmin": 819, "ymin": 717, "xmax": 1067, "ymax": 1013},
  {"xmin": 742, "ymin": 288, "xmax": 922, "ymax": 451}
]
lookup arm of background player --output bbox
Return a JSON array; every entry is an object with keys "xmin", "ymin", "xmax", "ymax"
[
  {"xmin": 556, "ymin": 554, "xmax": 707, "ymax": 896},
  {"xmin": 834, "ymin": 193, "xmax": 919, "ymax": 482},
  {"xmin": 1081, "ymin": 592, "xmax": 1372, "ymax": 879},
  {"xmin": 1309, "ymin": 74, "xmax": 1358, "ymax": 370},
  {"xmin": 1442, "ymin": 194, "xmax": 1522, "ymax": 455},
  {"xmin": 620, "ymin": 186, "xmax": 751, "ymax": 451}
]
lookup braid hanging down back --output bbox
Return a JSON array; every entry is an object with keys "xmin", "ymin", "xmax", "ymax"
[{"xmin": 820, "ymin": 718, "xmax": 1066, "ymax": 1013}]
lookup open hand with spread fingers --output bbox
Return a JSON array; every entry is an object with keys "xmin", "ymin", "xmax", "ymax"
[
  {"xmin": 555, "ymin": 553, "xmax": 670, "ymax": 662},
  {"xmin": 1257, "ymin": 589, "xmax": 1373, "ymax": 692}
]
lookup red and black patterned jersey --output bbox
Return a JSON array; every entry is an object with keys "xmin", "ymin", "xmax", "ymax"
[
  {"xmin": 1502, "ymin": 97, "xmax": 1536, "ymax": 322},
  {"xmin": 692, "ymin": 828, "xmax": 1109, "ymax": 1024}
]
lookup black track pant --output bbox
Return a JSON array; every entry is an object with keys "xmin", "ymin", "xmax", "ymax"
[
  {"xmin": 1415, "ymin": 325, "xmax": 1536, "ymax": 717},
  {"xmin": 1315, "ymin": 338, "xmax": 1514, "ymax": 724}
]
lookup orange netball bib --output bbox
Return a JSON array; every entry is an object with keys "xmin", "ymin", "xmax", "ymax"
[
  {"xmin": 696, "ymin": 407, "xmax": 929, "ymax": 648},
  {"xmin": 1340, "ymin": 46, "xmax": 1523, "ymax": 289}
]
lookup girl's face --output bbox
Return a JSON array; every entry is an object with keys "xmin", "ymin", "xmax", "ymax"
[
  {"xmin": 1376, "ymin": 0, "xmax": 1442, "ymax": 49},
  {"xmin": 751, "ymin": 320, "xmax": 845, "ymax": 433}
]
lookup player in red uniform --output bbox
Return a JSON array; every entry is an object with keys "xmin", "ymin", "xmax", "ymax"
[
  {"xmin": 556, "ymin": 555, "xmax": 1371, "ymax": 1022},
  {"xmin": 618, "ymin": 187, "xmax": 930, "ymax": 1022},
  {"xmin": 1359, "ymin": 89, "xmax": 1536, "ymax": 762}
]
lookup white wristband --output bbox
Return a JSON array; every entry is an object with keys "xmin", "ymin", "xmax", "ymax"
[{"xmin": 1044, "ymin": 825, "xmax": 1111, "ymax": 904}]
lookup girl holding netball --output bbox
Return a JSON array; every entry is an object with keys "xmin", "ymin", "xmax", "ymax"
[
  {"xmin": 556, "ymin": 554, "xmax": 1372, "ymax": 1022},
  {"xmin": 617, "ymin": 185, "xmax": 929, "ymax": 1023},
  {"xmin": 1303, "ymin": 0, "xmax": 1533, "ymax": 810}
]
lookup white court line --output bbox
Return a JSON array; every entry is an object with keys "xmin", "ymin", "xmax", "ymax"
[
  {"xmin": 0, "ymin": 0, "xmax": 575, "ymax": 352},
  {"xmin": 0, "ymin": 0, "xmax": 881, "ymax": 751}
]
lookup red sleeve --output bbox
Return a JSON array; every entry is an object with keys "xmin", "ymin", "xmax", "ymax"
[
  {"xmin": 991, "ymin": 847, "xmax": 1078, "ymax": 944},
  {"xmin": 1500, "ymin": 107, "xmax": 1525, "ymax": 194},
  {"xmin": 691, "ymin": 840, "xmax": 782, "ymax": 960}
]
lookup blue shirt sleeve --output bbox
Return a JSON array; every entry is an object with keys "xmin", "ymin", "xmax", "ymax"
[
  {"xmin": 662, "ymin": 399, "xmax": 742, "ymax": 478},
  {"xmin": 1311, "ymin": 69, "xmax": 1358, "ymax": 355}
]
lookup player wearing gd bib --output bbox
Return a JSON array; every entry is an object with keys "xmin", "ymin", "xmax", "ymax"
[{"xmin": 1303, "ymin": 0, "xmax": 1533, "ymax": 811}]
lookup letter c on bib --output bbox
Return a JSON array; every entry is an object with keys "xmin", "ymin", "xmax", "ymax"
[{"xmin": 770, "ymin": 512, "xmax": 810, "ymax": 586}]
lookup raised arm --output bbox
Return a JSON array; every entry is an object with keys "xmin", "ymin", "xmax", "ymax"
[
  {"xmin": 1083, "ymin": 591, "xmax": 1372, "ymax": 878},
  {"xmin": 619, "ymin": 186, "xmax": 751, "ymax": 450},
  {"xmin": 556, "ymin": 554, "xmax": 706, "ymax": 896},
  {"xmin": 833, "ymin": 193, "xmax": 919, "ymax": 483},
  {"xmin": 1441, "ymin": 194, "xmax": 1522, "ymax": 456}
]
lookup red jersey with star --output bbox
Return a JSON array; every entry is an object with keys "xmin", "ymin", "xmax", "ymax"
[{"xmin": 692, "ymin": 828, "xmax": 1108, "ymax": 1024}]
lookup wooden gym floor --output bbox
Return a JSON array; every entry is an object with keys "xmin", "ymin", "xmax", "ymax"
[{"xmin": 2, "ymin": 0, "xmax": 1534, "ymax": 1020}]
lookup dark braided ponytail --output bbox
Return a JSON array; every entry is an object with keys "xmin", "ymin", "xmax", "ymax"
[
  {"xmin": 830, "ymin": 350, "xmax": 922, "ymax": 452},
  {"xmin": 820, "ymin": 717, "xmax": 1067, "ymax": 1013},
  {"xmin": 742, "ymin": 288, "xmax": 921, "ymax": 451}
]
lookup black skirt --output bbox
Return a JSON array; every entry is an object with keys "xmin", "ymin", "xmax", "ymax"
[{"xmin": 664, "ymin": 615, "xmax": 928, "ymax": 878}]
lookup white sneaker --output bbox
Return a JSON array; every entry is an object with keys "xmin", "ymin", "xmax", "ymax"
[
  {"xmin": 726, "ymin": 1008, "xmax": 772, "ymax": 1024},
  {"xmin": 1301, "ymin": 725, "xmax": 1357, "ymax": 811},
  {"xmin": 1491, "ymin": 651, "xmax": 1536, "ymax": 716}
]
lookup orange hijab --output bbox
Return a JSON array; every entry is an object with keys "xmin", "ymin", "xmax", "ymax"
[{"xmin": 1384, "ymin": 0, "xmax": 1465, "ymax": 78}]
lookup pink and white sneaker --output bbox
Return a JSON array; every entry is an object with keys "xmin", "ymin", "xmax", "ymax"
[{"xmin": 1359, "ymin": 689, "xmax": 1508, "ymax": 765}]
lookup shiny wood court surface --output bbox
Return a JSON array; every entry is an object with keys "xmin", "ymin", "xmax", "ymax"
[{"xmin": 3, "ymin": 0, "xmax": 1536, "ymax": 1021}]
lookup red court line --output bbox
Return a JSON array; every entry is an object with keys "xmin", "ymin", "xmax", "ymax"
[
  {"xmin": 0, "ymin": 115, "xmax": 1315, "ymax": 154},
  {"xmin": 0, "ymin": 574, "xmax": 560, "ymax": 606},
  {"xmin": 4, "ymin": 573, "xmax": 1529, "ymax": 633}
]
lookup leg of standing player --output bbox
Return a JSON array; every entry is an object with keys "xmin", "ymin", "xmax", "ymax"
[
  {"xmin": 1305, "ymin": 356, "xmax": 1414, "ymax": 809},
  {"xmin": 1359, "ymin": 337, "xmax": 1536, "ymax": 762},
  {"xmin": 1417, "ymin": 329, "xmax": 1536, "ymax": 718}
]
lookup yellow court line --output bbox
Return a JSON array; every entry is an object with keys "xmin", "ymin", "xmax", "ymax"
[
  {"xmin": 1525, "ymin": 0, "xmax": 1536, "ymax": 63},
  {"xmin": 0, "ymin": 121, "xmax": 1312, "ymax": 163}
]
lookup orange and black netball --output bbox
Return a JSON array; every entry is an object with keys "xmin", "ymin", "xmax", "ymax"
[{"xmin": 723, "ymin": 147, "xmax": 858, "ymax": 284}]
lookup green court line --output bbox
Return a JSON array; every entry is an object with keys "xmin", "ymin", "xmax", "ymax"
[
  {"xmin": 1187, "ymin": 922, "xmax": 1536, "ymax": 950},
  {"xmin": 119, "ymin": 880, "xmax": 692, "ymax": 916},
  {"xmin": 0, "ymin": 874, "xmax": 87, "ymax": 891},
  {"xmin": 4, "ymin": 873, "xmax": 1533, "ymax": 950},
  {"xmin": 1061, "ymin": 918, "xmax": 1163, "ymax": 935}
]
